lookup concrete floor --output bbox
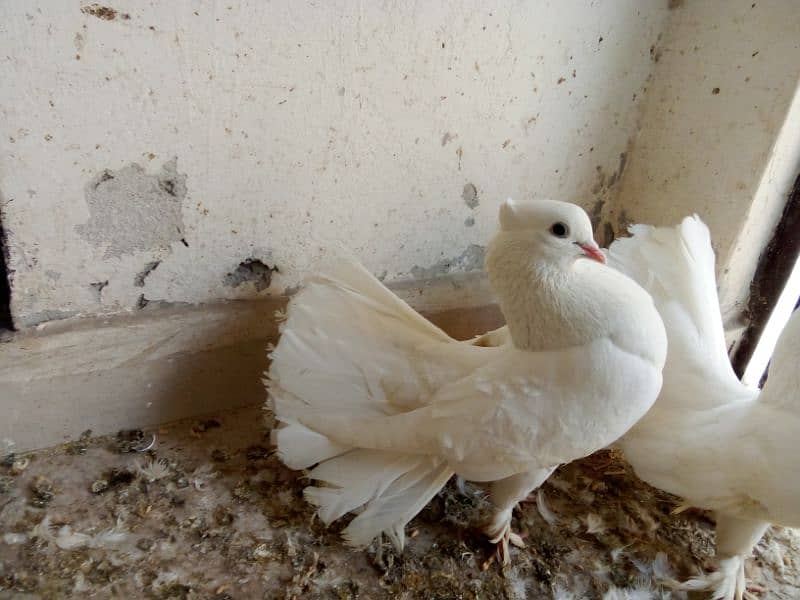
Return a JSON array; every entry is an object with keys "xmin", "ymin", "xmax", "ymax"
[{"xmin": 1, "ymin": 405, "xmax": 798, "ymax": 599}]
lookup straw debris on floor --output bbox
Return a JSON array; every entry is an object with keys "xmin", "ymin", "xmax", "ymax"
[{"xmin": 1, "ymin": 406, "xmax": 798, "ymax": 599}]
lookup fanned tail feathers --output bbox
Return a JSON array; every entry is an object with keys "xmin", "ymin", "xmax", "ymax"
[
  {"xmin": 305, "ymin": 451, "xmax": 453, "ymax": 550},
  {"xmin": 608, "ymin": 216, "xmax": 750, "ymax": 407},
  {"xmin": 264, "ymin": 253, "xmax": 458, "ymax": 548}
]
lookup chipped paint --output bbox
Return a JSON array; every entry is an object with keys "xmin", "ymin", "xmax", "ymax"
[
  {"xmin": 133, "ymin": 261, "xmax": 161, "ymax": 288},
  {"xmin": 462, "ymin": 183, "xmax": 479, "ymax": 209},
  {"xmin": 224, "ymin": 259, "xmax": 278, "ymax": 293},
  {"xmin": 75, "ymin": 159, "xmax": 186, "ymax": 259}
]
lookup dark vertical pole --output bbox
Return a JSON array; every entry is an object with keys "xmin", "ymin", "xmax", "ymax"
[
  {"xmin": 0, "ymin": 189, "xmax": 13, "ymax": 330},
  {"xmin": 731, "ymin": 171, "xmax": 800, "ymax": 380},
  {"xmin": 0, "ymin": 207, "xmax": 13, "ymax": 331}
]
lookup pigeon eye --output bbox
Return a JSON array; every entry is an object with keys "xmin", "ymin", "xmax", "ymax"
[{"xmin": 550, "ymin": 222, "xmax": 569, "ymax": 238}]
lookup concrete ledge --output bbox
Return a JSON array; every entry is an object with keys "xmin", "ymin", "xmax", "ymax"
[{"xmin": 0, "ymin": 273, "xmax": 503, "ymax": 451}]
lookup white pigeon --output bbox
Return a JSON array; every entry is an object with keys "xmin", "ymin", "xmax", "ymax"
[
  {"xmin": 265, "ymin": 199, "xmax": 667, "ymax": 563},
  {"xmin": 605, "ymin": 216, "xmax": 800, "ymax": 600}
]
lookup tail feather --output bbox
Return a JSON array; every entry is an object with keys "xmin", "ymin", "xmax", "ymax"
[
  {"xmin": 309, "ymin": 255, "xmax": 452, "ymax": 343},
  {"xmin": 271, "ymin": 423, "xmax": 348, "ymax": 470},
  {"xmin": 305, "ymin": 451, "xmax": 432, "ymax": 524},
  {"xmin": 608, "ymin": 216, "xmax": 749, "ymax": 408},
  {"xmin": 340, "ymin": 457, "xmax": 453, "ymax": 550},
  {"xmin": 265, "ymin": 254, "xmax": 469, "ymax": 549},
  {"xmin": 267, "ymin": 257, "xmax": 463, "ymax": 422}
]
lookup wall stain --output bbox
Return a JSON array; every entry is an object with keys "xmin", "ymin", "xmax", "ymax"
[
  {"xmin": 81, "ymin": 4, "xmax": 130, "ymax": 21},
  {"xmin": 591, "ymin": 151, "xmax": 630, "ymax": 246},
  {"xmin": 410, "ymin": 244, "xmax": 485, "ymax": 280},
  {"xmin": 134, "ymin": 261, "xmax": 161, "ymax": 287},
  {"xmin": 89, "ymin": 280, "xmax": 108, "ymax": 303},
  {"xmin": 462, "ymin": 183, "xmax": 479, "ymax": 209}
]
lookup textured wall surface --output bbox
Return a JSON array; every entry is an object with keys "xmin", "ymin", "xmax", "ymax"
[
  {"xmin": 0, "ymin": 1, "xmax": 669, "ymax": 327},
  {"xmin": 611, "ymin": 0, "xmax": 800, "ymax": 323}
]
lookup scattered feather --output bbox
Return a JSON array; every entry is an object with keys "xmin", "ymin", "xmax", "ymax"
[
  {"xmin": 53, "ymin": 525, "xmax": 92, "ymax": 550},
  {"xmin": 586, "ymin": 513, "xmax": 606, "ymax": 534},
  {"xmin": 548, "ymin": 477, "xmax": 572, "ymax": 492},
  {"xmin": 504, "ymin": 566, "xmax": 529, "ymax": 600},
  {"xmin": 536, "ymin": 489, "xmax": 558, "ymax": 525},
  {"xmin": 610, "ymin": 545, "xmax": 628, "ymax": 563},
  {"xmin": 652, "ymin": 552, "xmax": 673, "ymax": 581},
  {"xmin": 552, "ymin": 583, "xmax": 576, "ymax": 600},
  {"xmin": 2, "ymin": 532, "xmax": 28, "ymax": 545},
  {"xmin": 191, "ymin": 464, "xmax": 218, "ymax": 490},
  {"xmin": 135, "ymin": 458, "xmax": 171, "ymax": 482},
  {"xmin": 73, "ymin": 572, "xmax": 90, "ymax": 593}
]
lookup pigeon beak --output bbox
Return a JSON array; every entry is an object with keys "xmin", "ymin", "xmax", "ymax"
[{"xmin": 576, "ymin": 241, "xmax": 606, "ymax": 264}]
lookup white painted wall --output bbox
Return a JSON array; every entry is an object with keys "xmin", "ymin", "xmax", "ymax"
[
  {"xmin": 611, "ymin": 0, "xmax": 800, "ymax": 325},
  {"xmin": 0, "ymin": 1, "xmax": 669, "ymax": 327}
]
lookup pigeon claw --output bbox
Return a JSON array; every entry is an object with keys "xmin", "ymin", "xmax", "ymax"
[{"xmin": 487, "ymin": 520, "xmax": 525, "ymax": 566}]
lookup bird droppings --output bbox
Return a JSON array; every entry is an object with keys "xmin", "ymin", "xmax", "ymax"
[
  {"xmin": 76, "ymin": 159, "xmax": 187, "ymax": 259},
  {"xmin": 80, "ymin": 4, "xmax": 130, "ymax": 21},
  {"xmin": 134, "ymin": 261, "xmax": 161, "ymax": 287},
  {"xmin": 410, "ymin": 244, "xmax": 485, "ymax": 280},
  {"xmin": 223, "ymin": 259, "xmax": 279, "ymax": 293},
  {"xmin": 1, "ymin": 405, "xmax": 798, "ymax": 598},
  {"xmin": 462, "ymin": 183, "xmax": 479, "ymax": 209}
]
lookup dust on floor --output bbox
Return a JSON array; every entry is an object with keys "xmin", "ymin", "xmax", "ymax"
[{"xmin": 1, "ymin": 405, "xmax": 798, "ymax": 599}]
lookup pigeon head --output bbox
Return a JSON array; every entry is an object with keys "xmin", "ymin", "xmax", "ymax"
[
  {"xmin": 486, "ymin": 198, "xmax": 628, "ymax": 351},
  {"xmin": 497, "ymin": 198, "xmax": 605, "ymax": 265}
]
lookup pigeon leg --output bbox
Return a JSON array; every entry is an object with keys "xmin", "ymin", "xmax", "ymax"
[
  {"xmin": 676, "ymin": 514, "xmax": 769, "ymax": 600},
  {"xmin": 484, "ymin": 467, "xmax": 555, "ymax": 565}
]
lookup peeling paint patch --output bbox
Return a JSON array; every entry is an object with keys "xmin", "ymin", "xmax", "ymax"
[
  {"xmin": 134, "ymin": 261, "xmax": 161, "ymax": 287},
  {"xmin": 76, "ymin": 159, "xmax": 187, "ymax": 259},
  {"xmin": 224, "ymin": 259, "xmax": 279, "ymax": 292},
  {"xmin": 410, "ymin": 244, "xmax": 485, "ymax": 280},
  {"xmin": 462, "ymin": 183, "xmax": 479, "ymax": 209}
]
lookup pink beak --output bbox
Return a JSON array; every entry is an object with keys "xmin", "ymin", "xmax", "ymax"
[{"xmin": 577, "ymin": 242, "xmax": 606, "ymax": 264}]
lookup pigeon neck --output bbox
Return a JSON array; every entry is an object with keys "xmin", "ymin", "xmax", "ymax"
[{"xmin": 486, "ymin": 241, "xmax": 599, "ymax": 352}]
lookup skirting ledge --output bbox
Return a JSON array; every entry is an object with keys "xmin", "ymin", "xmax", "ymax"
[{"xmin": 0, "ymin": 272, "xmax": 503, "ymax": 452}]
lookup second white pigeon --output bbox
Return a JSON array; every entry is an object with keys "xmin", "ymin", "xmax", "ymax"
[{"xmin": 608, "ymin": 216, "xmax": 800, "ymax": 600}]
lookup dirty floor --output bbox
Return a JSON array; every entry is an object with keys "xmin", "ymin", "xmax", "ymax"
[{"xmin": 1, "ymin": 405, "xmax": 798, "ymax": 599}]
